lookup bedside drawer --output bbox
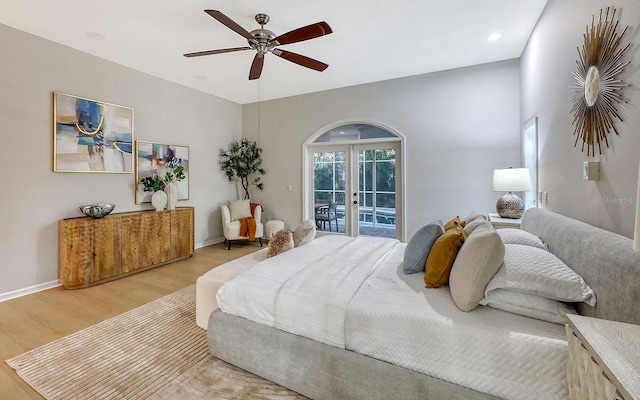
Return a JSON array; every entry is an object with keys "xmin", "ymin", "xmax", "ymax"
[
  {"xmin": 566, "ymin": 315, "xmax": 639, "ymax": 400},
  {"xmin": 566, "ymin": 326, "xmax": 624, "ymax": 400}
]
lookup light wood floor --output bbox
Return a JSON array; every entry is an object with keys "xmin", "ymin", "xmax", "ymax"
[{"xmin": 0, "ymin": 241, "xmax": 262, "ymax": 400}]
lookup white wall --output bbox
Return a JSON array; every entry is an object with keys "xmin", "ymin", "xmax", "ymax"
[
  {"xmin": 521, "ymin": 0, "xmax": 640, "ymax": 238},
  {"xmin": 243, "ymin": 60, "xmax": 522, "ymax": 239},
  {"xmin": 0, "ymin": 24, "xmax": 241, "ymax": 296}
]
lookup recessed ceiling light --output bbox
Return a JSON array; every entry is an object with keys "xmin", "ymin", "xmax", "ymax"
[
  {"xmin": 487, "ymin": 33, "xmax": 502, "ymax": 41},
  {"xmin": 85, "ymin": 32, "xmax": 106, "ymax": 41}
]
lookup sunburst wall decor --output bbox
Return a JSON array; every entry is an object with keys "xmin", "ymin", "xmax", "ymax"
[{"xmin": 571, "ymin": 7, "xmax": 630, "ymax": 156}]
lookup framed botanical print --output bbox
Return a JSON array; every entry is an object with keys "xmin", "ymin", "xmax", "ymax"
[{"xmin": 53, "ymin": 92, "xmax": 134, "ymax": 173}]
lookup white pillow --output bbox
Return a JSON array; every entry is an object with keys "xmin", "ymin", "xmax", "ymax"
[
  {"xmin": 464, "ymin": 210, "xmax": 486, "ymax": 224},
  {"xmin": 480, "ymin": 289, "xmax": 577, "ymax": 324},
  {"xmin": 485, "ymin": 244, "xmax": 596, "ymax": 306},
  {"xmin": 449, "ymin": 221, "xmax": 505, "ymax": 312},
  {"xmin": 227, "ymin": 200, "xmax": 252, "ymax": 221},
  {"xmin": 293, "ymin": 219, "xmax": 316, "ymax": 246},
  {"xmin": 498, "ymin": 229, "xmax": 547, "ymax": 250},
  {"xmin": 463, "ymin": 218, "xmax": 486, "ymax": 236}
]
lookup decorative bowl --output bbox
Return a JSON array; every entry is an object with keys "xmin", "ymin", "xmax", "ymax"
[{"xmin": 79, "ymin": 203, "xmax": 116, "ymax": 218}]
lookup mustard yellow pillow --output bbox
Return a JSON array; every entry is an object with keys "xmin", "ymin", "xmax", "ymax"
[
  {"xmin": 444, "ymin": 216, "xmax": 465, "ymax": 231},
  {"xmin": 424, "ymin": 225, "xmax": 467, "ymax": 288}
]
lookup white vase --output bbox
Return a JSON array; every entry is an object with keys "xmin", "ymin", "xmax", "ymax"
[
  {"xmin": 165, "ymin": 182, "xmax": 178, "ymax": 210},
  {"xmin": 151, "ymin": 190, "xmax": 167, "ymax": 212}
]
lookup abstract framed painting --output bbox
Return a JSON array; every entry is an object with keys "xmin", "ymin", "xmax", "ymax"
[
  {"xmin": 135, "ymin": 140, "xmax": 190, "ymax": 204},
  {"xmin": 53, "ymin": 92, "xmax": 134, "ymax": 173}
]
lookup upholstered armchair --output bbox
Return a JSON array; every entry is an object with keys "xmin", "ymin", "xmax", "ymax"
[{"xmin": 221, "ymin": 202, "xmax": 264, "ymax": 250}]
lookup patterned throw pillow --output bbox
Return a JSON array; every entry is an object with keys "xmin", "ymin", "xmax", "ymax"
[
  {"xmin": 267, "ymin": 229, "xmax": 295, "ymax": 258},
  {"xmin": 227, "ymin": 200, "xmax": 252, "ymax": 221}
]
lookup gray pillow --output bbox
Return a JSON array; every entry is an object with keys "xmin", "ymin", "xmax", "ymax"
[
  {"xmin": 293, "ymin": 219, "xmax": 316, "ymax": 247},
  {"xmin": 403, "ymin": 220, "xmax": 444, "ymax": 274}
]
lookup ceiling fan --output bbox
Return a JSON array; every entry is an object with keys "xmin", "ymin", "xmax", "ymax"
[{"xmin": 184, "ymin": 10, "xmax": 333, "ymax": 80}]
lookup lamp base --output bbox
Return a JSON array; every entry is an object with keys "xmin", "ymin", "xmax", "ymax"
[{"xmin": 496, "ymin": 192, "xmax": 524, "ymax": 219}]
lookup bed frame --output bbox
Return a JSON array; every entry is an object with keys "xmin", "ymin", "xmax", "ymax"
[{"xmin": 208, "ymin": 208, "xmax": 640, "ymax": 399}]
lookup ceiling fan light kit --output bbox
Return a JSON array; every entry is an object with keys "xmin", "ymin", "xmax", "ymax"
[{"xmin": 184, "ymin": 10, "xmax": 332, "ymax": 80}]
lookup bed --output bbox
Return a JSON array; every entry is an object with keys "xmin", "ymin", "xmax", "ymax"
[{"xmin": 206, "ymin": 208, "xmax": 640, "ymax": 400}]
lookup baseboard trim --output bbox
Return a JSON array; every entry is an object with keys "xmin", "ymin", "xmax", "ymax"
[
  {"xmin": 196, "ymin": 237, "xmax": 225, "ymax": 249},
  {"xmin": 2, "ymin": 239, "xmax": 227, "ymax": 302},
  {"xmin": 0, "ymin": 280, "xmax": 61, "ymax": 303}
]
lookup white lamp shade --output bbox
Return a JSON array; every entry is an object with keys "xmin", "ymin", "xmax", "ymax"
[{"xmin": 493, "ymin": 168, "xmax": 533, "ymax": 192}]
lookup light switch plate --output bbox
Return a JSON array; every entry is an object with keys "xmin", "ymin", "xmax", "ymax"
[{"xmin": 583, "ymin": 161, "xmax": 600, "ymax": 181}]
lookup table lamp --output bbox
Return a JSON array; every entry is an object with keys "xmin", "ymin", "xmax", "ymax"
[{"xmin": 493, "ymin": 167, "xmax": 532, "ymax": 219}]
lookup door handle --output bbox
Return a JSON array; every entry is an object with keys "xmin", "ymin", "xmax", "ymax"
[{"xmin": 353, "ymin": 201, "xmax": 358, "ymax": 205}]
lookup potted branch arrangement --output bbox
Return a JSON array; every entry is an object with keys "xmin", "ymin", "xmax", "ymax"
[
  {"xmin": 219, "ymin": 139, "xmax": 265, "ymax": 199},
  {"xmin": 140, "ymin": 158, "xmax": 185, "ymax": 211}
]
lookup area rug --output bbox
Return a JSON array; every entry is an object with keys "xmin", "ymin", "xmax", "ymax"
[{"xmin": 6, "ymin": 285, "xmax": 305, "ymax": 399}]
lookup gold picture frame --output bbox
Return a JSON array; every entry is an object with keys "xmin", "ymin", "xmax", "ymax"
[
  {"xmin": 571, "ymin": 7, "xmax": 630, "ymax": 156},
  {"xmin": 135, "ymin": 140, "xmax": 190, "ymax": 204},
  {"xmin": 53, "ymin": 92, "xmax": 134, "ymax": 173}
]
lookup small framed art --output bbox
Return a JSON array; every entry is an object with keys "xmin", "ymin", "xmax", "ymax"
[{"xmin": 135, "ymin": 140, "xmax": 190, "ymax": 204}]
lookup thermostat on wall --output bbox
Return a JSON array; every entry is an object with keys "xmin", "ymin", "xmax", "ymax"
[{"xmin": 583, "ymin": 161, "xmax": 600, "ymax": 181}]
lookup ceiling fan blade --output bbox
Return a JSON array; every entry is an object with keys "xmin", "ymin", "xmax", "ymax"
[
  {"xmin": 204, "ymin": 10, "xmax": 256, "ymax": 43},
  {"xmin": 184, "ymin": 47, "xmax": 252, "ymax": 58},
  {"xmin": 274, "ymin": 22, "xmax": 331, "ymax": 45},
  {"xmin": 319, "ymin": 22, "xmax": 333, "ymax": 35},
  {"xmin": 272, "ymin": 49, "xmax": 328, "ymax": 72},
  {"xmin": 249, "ymin": 54, "xmax": 265, "ymax": 80}
]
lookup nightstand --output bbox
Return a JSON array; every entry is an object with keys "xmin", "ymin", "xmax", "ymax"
[
  {"xmin": 487, "ymin": 213, "xmax": 521, "ymax": 229},
  {"xmin": 566, "ymin": 314, "xmax": 640, "ymax": 400}
]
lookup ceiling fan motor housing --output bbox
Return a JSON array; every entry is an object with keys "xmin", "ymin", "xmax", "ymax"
[{"xmin": 249, "ymin": 28, "xmax": 277, "ymax": 54}]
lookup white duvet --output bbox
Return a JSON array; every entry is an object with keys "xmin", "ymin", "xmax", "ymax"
[{"xmin": 217, "ymin": 236, "xmax": 569, "ymax": 400}]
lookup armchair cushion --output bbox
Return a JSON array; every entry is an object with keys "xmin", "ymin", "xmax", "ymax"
[{"xmin": 227, "ymin": 200, "xmax": 252, "ymax": 221}]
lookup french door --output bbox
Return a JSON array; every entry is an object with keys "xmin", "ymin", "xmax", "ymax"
[{"xmin": 309, "ymin": 141, "xmax": 401, "ymax": 239}]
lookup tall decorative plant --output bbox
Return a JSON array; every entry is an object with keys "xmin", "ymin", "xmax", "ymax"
[{"xmin": 219, "ymin": 139, "xmax": 265, "ymax": 199}]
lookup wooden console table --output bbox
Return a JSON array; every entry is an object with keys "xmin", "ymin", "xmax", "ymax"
[{"xmin": 59, "ymin": 207, "xmax": 194, "ymax": 289}]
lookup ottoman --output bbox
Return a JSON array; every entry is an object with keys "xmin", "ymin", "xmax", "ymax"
[{"xmin": 265, "ymin": 219, "xmax": 285, "ymax": 240}]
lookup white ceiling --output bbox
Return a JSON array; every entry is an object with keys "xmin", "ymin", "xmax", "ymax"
[{"xmin": 1, "ymin": 0, "xmax": 547, "ymax": 104}]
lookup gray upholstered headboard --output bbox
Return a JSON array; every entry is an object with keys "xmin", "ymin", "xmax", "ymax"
[{"xmin": 521, "ymin": 208, "xmax": 640, "ymax": 325}]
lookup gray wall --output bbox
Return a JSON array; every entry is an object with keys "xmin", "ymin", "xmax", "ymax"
[
  {"xmin": 0, "ymin": 24, "xmax": 241, "ymax": 296},
  {"xmin": 243, "ymin": 60, "xmax": 522, "ymax": 239},
  {"xmin": 521, "ymin": 0, "xmax": 640, "ymax": 238}
]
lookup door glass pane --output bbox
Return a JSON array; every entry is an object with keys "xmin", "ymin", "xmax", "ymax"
[
  {"xmin": 358, "ymin": 148, "xmax": 396, "ymax": 238},
  {"xmin": 313, "ymin": 151, "xmax": 345, "ymax": 234}
]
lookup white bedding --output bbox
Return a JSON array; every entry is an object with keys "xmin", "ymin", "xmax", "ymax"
[
  {"xmin": 346, "ymin": 242, "xmax": 568, "ymax": 400},
  {"xmin": 217, "ymin": 235, "xmax": 569, "ymax": 400},
  {"xmin": 216, "ymin": 235, "xmax": 354, "ymax": 327}
]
